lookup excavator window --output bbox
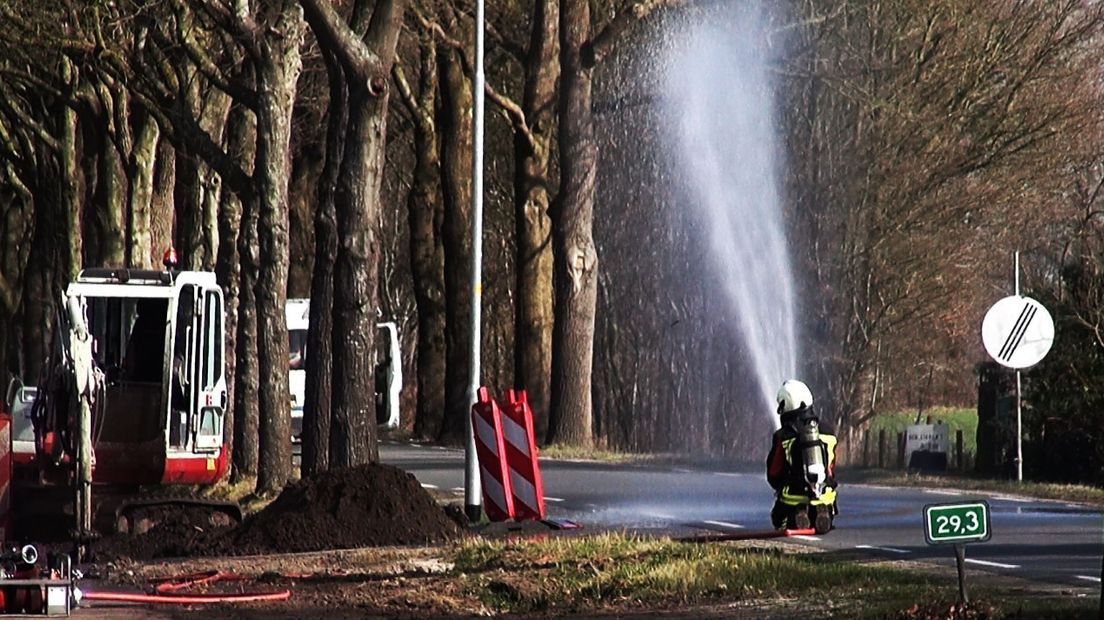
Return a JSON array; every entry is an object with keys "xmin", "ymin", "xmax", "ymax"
[
  {"xmin": 123, "ymin": 299, "xmax": 169, "ymax": 383},
  {"xmin": 92, "ymin": 296, "xmax": 169, "ymax": 446},
  {"xmin": 170, "ymin": 285, "xmax": 197, "ymax": 448}
]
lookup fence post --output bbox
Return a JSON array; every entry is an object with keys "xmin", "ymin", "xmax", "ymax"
[
  {"xmin": 863, "ymin": 430, "xmax": 870, "ymax": 468},
  {"xmin": 878, "ymin": 429, "xmax": 886, "ymax": 469},
  {"xmin": 897, "ymin": 432, "xmax": 905, "ymax": 469},
  {"xmin": 956, "ymin": 430, "xmax": 964, "ymax": 473}
]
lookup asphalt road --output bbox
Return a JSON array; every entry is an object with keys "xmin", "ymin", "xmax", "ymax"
[{"xmin": 381, "ymin": 441, "xmax": 1104, "ymax": 593}]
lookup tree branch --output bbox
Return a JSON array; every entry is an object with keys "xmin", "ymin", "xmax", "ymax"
[
  {"xmin": 300, "ymin": 0, "xmax": 385, "ymax": 85},
  {"xmin": 586, "ymin": 0, "xmax": 686, "ymax": 68},
  {"xmin": 414, "ymin": 11, "xmax": 537, "ymax": 152}
]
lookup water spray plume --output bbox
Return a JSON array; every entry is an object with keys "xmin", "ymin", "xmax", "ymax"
[{"xmin": 663, "ymin": 4, "xmax": 797, "ymax": 430}]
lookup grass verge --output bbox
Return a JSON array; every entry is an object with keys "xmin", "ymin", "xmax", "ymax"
[
  {"xmin": 448, "ymin": 533, "xmax": 1091, "ymax": 617},
  {"xmin": 539, "ymin": 443, "xmax": 677, "ymax": 463},
  {"xmin": 867, "ymin": 407, "xmax": 977, "ymax": 458},
  {"xmin": 848, "ymin": 469, "xmax": 1104, "ymax": 506}
]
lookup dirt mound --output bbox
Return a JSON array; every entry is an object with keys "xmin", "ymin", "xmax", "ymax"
[
  {"xmin": 93, "ymin": 464, "xmax": 462, "ymax": 562},
  {"xmin": 229, "ymin": 463, "xmax": 462, "ymax": 554}
]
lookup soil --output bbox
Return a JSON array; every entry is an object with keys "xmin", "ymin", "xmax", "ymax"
[{"xmin": 92, "ymin": 464, "xmax": 463, "ymax": 562}]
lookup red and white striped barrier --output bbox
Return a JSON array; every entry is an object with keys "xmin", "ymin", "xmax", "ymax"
[
  {"xmin": 503, "ymin": 390, "xmax": 545, "ymax": 521},
  {"xmin": 470, "ymin": 388, "xmax": 515, "ymax": 521},
  {"xmin": 0, "ymin": 414, "xmax": 11, "ymax": 542}
]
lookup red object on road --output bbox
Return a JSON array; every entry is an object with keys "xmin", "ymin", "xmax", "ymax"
[
  {"xmin": 471, "ymin": 387, "xmax": 515, "ymax": 521},
  {"xmin": 503, "ymin": 390, "xmax": 546, "ymax": 521}
]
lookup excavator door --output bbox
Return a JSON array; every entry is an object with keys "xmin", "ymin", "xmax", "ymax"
[
  {"xmin": 169, "ymin": 284, "xmax": 225, "ymax": 453},
  {"xmin": 193, "ymin": 288, "xmax": 225, "ymax": 452}
]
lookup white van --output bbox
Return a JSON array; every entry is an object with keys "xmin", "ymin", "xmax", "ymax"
[{"xmin": 287, "ymin": 299, "xmax": 401, "ymax": 442}]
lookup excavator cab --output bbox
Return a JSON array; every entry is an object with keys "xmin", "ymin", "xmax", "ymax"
[
  {"xmin": 9, "ymin": 267, "xmax": 237, "ymax": 548},
  {"xmin": 68, "ymin": 269, "xmax": 228, "ymax": 485}
]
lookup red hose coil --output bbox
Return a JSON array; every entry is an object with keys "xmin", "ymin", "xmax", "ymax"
[
  {"xmin": 81, "ymin": 590, "xmax": 290, "ymax": 604},
  {"xmin": 83, "ymin": 569, "xmax": 290, "ymax": 605}
]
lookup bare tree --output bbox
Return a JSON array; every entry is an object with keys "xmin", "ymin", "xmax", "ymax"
[
  {"xmin": 393, "ymin": 26, "xmax": 447, "ymax": 440},
  {"xmin": 300, "ymin": 0, "xmax": 406, "ymax": 467},
  {"xmin": 783, "ymin": 0, "xmax": 1104, "ymax": 455}
]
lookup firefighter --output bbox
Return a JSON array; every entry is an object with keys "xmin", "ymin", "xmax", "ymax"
[{"xmin": 766, "ymin": 379, "xmax": 838, "ymax": 534}]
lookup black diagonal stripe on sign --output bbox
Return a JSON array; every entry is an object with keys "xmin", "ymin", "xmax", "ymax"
[
  {"xmin": 1000, "ymin": 304, "xmax": 1037, "ymax": 362},
  {"xmin": 998, "ymin": 304, "xmax": 1032, "ymax": 360},
  {"xmin": 1000, "ymin": 304, "xmax": 1036, "ymax": 361}
]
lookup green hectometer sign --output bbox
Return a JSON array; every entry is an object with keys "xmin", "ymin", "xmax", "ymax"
[{"xmin": 923, "ymin": 501, "xmax": 991, "ymax": 545}]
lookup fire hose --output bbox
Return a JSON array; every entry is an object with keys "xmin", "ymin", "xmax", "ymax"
[
  {"xmin": 675, "ymin": 527, "xmax": 817, "ymax": 543},
  {"xmin": 80, "ymin": 570, "xmax": 291, "ymax": 605}
]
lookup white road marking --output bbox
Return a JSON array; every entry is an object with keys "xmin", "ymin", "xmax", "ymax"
[
  {"xmin": 964, "ymin": 558, "xmax": 1020, "ymax": 569},
  {"xmin": 420, "ymin": 483, "xmax": 438, "ymax": 489},
  {"xmin": 923, "ymin": 489, "xmax": 963, "ymax": 496},
  {"xmin": 1076, "ymin": 576, "xmax": 1102, "ymax": 583},
  {"xmin": 544, "ymin": 496, "xmax": 565, "ymax": 502},
  {"xmin": 991, "ymin": 495, "xmax": 1033, "ymax": 503},
  {"xmin": 855, "ymin": 544, "xmax": 910, "ymax": 554},
  {"xmin": 790, "ymin": 535, "xmax": 821, "ymax": 541},
  {"xmin": 672, "ymin": 468, "xmax": 694, "ymax": 474},
  {"xmin": 451, "ymin": 487, "xmax": 464, "ymax": 492},
  {"xmin": 644, "ymin": 511, "xmax": 676, "ymax": 521},
  {"xmin": 703, "ymin": 520, "xmax": 744, "ymax": 530},
  {"xmin": 714, "ymin": 472, "xmax": 745, "ymax": 478}
]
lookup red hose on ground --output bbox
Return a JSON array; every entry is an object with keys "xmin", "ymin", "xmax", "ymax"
[
  {"xmin": 150, "ymin": 570, "xmax": 246, "ymax": 594},
  {"xmin": 676, "ymin": 527, "xmax": 819, "ymax": 543},
  {"xmin": 82, "ymin": 590, "xmax": 291, "ymax": 604},
  {"xmin": 83, "ymin": 569, "xmax": 290, "ymax": 605}
]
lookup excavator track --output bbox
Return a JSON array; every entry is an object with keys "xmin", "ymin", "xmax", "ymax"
[{"xmin": 113, "ymin": 495, "xmax": 243, "ymax": 535}]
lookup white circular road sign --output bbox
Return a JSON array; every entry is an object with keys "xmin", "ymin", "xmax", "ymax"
[{"xmin": 981, "ymin": 295, "xmax": 1054, "ymax": 369}]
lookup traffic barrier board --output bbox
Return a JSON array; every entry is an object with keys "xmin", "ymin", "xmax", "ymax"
[{"xmin": 923, "ymin": 501, "xmax": 990, "ymax": 545}]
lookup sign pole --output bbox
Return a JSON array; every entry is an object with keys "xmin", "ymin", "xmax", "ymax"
[
  {"xmin": 954, "ymin": 544, "xmax": 969, "ymax": 604},
  {"xmin": 1013, "ymin": 252, "xmax": 1023, "ymax": 482},
  {"xmin": 923, "ymin": 501, "xmax": 990, "ymax": 605}
]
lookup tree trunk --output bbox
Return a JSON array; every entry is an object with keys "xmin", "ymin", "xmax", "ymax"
[
  {"xmin": 329, "ymin": 81, "xmax": 384, "ymax": 467},
  {"xmin": 21, "ymin": 203, "xmax": 53, "ymax": 382},
  {"xmin": 200, "ymin": 171, "xmax": 220, "ymax": 271},
  {"xmin": 300, "ymin": 0, "xmax": 406, "ymax": 467},
  {"xmin": 287, "ymin": 150, "xmax": 320, "ymax": 298},
  {"xmin": 127, "ymin": 110, "xmax": 159, "ymax": 269},
  {"xmin": 437, "ymin": 38, "xmax": 474, "ymax": 445},
  {"xmin": 150, "ymin": 138, "xmax": 175, "ymax": 265},
  {"xmin": 514, "ymin": 0, "xmax": 559, "ymax": 441},
  {"xmin": 216, "ymin": 99, "xmax": 255, "ymax": 480},
  {"xmin": 61, "ymin": 77, "xmax": 81, "ymax": 281},
  {"xmin": 94, "ymin": 125, "xmax": 126, "ymax": 267},
  {"xmin": 172, "ymin": 66, "xmax": 203, "ymax": 270},
  {"xmin": 0, "ymin": 172, "xmax": 33, "ymax": 379},
  {"xmin": 547, "ymin": 0, "xmax": 598, "ymax": 447},
  {"xmin": 254, "ymin": 2, "xmax": 302, "ymax": 495},
  {"xmin": 232, "ymin": 191, "xmax": 260, "ymax": 481},
  {"xmin": 302, "ymin": 48, "xmax": 345, "ymax": 477},
  {"xmin": 395, "ymin": 40, "xmax": 447, "ymax": 441}
]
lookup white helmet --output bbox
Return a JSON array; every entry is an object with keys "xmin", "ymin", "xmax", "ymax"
[{"xmin": 776, "ymin": 379, "xmax": 813, "ymax": 414}]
